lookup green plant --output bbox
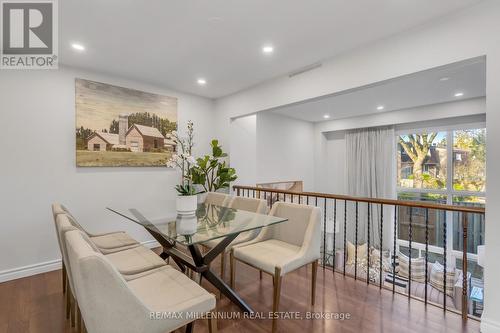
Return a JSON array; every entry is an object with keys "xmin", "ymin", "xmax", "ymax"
[
  {"xmin": 175, "ymin": 184, "xmax": 197, "ymax": 196},
  {"xmin": 191, "ymin": 139, "xmax": 237, "ymax": 192}
]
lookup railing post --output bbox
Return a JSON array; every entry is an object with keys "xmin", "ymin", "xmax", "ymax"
[
  {"xmin": 379, "ymin": 204, "xmax": 383, "ymax": 289},
  {"xmin": 333, "ymin": 199, "xmax": 337, "ymax": 275},
  {"xmin": 425, "ymin": 208, "xmax": 429, "ymax": 305},
  {"xmin": 343, "ymin": 200, "xmax": 347, "ymax": 276},
  {"xmin": 462, "ymin": 212, "xmax": 469, "ymax": 321},
  {"xmin": 393, "ymin": 205, "xmax": 397, "ymax": 293},
  {"xmin": 443, "ymin": 209, "xmax": 447, "ymax": 311},
  {"xmin": 408, "ymin": 207, "xmax": 413, "ymax": 300},
  {"xmin": 323, "ymin": 198, "xmax": 327, "ymax": 270},
  {"xmin": 367, "ymin": 203, "xmax": 371, "ymax": 285},
  {"xmin": 354, "ymin": 201, "xmax": 358, "ymax": 280}
]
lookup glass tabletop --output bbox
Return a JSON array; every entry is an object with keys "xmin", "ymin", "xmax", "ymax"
[{"xmin": 107, "ymin": 202, "xmax": 287, "ymax": 246}]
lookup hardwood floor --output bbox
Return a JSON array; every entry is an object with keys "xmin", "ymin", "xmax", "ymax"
[{"xmin": 0, "ymin": 258, "xmax": 480, "ymax": 333}]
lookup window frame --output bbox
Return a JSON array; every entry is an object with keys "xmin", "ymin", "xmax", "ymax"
[{"xmin": 395, "ymin": 122, "xmax": 486, "ymax": 263}]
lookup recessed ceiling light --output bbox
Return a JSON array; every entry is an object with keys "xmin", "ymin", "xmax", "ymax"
[
  {"xmin": 454, "ymin": 92, "xmax": 464, "ymax": 97},
  {"xmin": 262, "ymin": 45, "xmax": 274, "ymax": 54},
  {"xmin": 323, "ymin": 114, "xmax": 330, "ymax": 119},
  {"xmin": 376, "ymin": 105, "xmax": 385, "ymax": 111},
  {"xmin": 197, "ymin": 78, "xmax": 207, "ymax": 85},
  {"xmin": 439, "ymin": 77, "xmax": 450, "ymax": 81},
  {"xmin": 71, "ymin": 43, "xmax": 85, "ymax": 51}
]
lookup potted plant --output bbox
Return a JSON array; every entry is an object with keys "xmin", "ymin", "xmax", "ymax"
[
  {"xmin": 167, "ymin": 120, "xmax": 198, "ymax": 214},
  {"xmin": 190, "ymin": 139, "xmax": 237, "ymax": 198}
]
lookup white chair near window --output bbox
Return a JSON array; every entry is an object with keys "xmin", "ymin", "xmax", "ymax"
[{"xmin": 229, "ymin": 201, "xmax": 321, "ymax": 333}]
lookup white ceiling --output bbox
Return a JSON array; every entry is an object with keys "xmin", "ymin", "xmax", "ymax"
[
  {"xmin": 270, "ymin": 58, "xmax": 486, "ymax": 122},
  {"xmin": 60, "ymin": 0, "xmax": 483, "ymax": 98}
]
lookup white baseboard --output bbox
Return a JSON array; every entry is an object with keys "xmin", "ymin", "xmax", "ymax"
[
  {"xmin": 0, "ymin": 259, "xmax": 62, "ymax": 283},
  {"xmin": 481, "ymin": 317, "xmax": 500, "ymax": 333},
  {"xmin": 0, "ymin": 239, "xmax": 161, "ymax": 284}
]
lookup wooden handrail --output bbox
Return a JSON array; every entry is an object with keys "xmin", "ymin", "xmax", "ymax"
[{"xmin": 233, "ymin": 185, "xmax": 485, "ymax": 214}]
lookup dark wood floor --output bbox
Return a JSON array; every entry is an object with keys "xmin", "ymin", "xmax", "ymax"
[{"xmin": 0, "ymin": 257, "xmax": 480, "ymax": 333}]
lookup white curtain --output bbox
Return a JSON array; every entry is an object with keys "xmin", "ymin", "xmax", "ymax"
[{"xmin": 344, "ymin": 126, "xmax": 396, "ymax": 249}]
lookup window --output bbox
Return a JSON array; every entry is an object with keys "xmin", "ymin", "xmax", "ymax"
[
  {"xmin": 93, "ymin": 143, "xmax": 100, "ymax": 150},
  {"xmin": 396, "ymin": 127, "xmax": 486, "ymax": 276}
]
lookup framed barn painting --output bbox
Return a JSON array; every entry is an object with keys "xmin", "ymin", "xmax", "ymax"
[{"xmin": 75, "ymin": 79, "xmax": 177, "ymax": 167}]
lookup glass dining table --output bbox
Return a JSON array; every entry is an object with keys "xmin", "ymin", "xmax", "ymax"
[{"xmin": 107, "ymin": 201, "xmax": 287, "ymax": 313}]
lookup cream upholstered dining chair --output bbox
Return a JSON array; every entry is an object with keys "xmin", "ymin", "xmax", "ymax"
[
  {"xmin": 229, "ymin": 201, "xmax": 321, "ymax": 333},
  {"xmin": 65, "ymin": 229, "xmax": 217, "ymax": 333},
  {"xmin": 52, "ymin": 202, "xmax": 141, "ymax": 306},
  {"xmin": 52, "ymin": 203, "xmax": 140, "ymax": 254},
  {"xmin": 202, "ymin": 196, "xmax": 267, "ymax": 280},
  {"xmin": 55, "ymin": 214, "xmax": 168, "ymax": 331},
  {"xmin": 203, "ymin": 192, "xmax": 231, "ymax": 206}
]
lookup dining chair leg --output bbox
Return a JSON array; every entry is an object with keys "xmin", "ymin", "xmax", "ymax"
[
  {"xmin": 62, "ymin": 262, "xmax": 67, "ymax": 294},
  {"xmin": 311, "ymin": 261, "xmax": 318, "ymax": 305},
  {"xmin": 186, "ymin": 321, "xmax": 194, "ymax": 333},
  {"xmin": 272, "ymin": 267, "xmax": 282, "ymax": 333},
  {"xmin": 229, "ymin": 250, "xmax": 235, "ymax": 289},
  {"xmin": 220, "ymin": 253, "xmax": 225, "ymax": 280},
  {"xmin": 70, "ymin": 294, "xmax": 76, "ymax": 327},
  {"xmin": 65, "ymin": 286, "xmax": 70, "ymax": 319},
  {"xmin": 77, "ymin": 304, "xmax": 83, "ymax": 333},
  {"xmin": 208, "ymin": 313, "xmax": 218, "ymax": 333}
]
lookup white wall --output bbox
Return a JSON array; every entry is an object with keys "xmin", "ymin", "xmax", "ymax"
[
  {"xmin": 255, "ymin": 113, "xmax": 315, "ymax": 190},
  {"xmin": 214, "ymin": 1, "xmax": 500, "ymax": 330},
  {"xmin": 0, "ymin": 66, "xmax": 215, "ymax": 281},
  {"xmin": 323, "ymin": 131, "xmax": 346, "ymax": 195},
  {"xmin": 229, "ymin": 115, "xmax": 257, "ymax": 187}
]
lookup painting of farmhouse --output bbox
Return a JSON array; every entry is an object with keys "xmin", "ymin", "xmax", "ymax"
[{"xmin": 75, "ymin": 79, "xmax": 177, "ymax": 167}]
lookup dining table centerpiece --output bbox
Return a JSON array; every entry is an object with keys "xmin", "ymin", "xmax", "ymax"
[{"xmin": 167, "ymin": 120, "xmax": 198, "ymax": 214}]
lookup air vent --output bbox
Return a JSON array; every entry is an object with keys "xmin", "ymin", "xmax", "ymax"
[{"xmin": 288, "ymin": 62, "xmax": 322, "ymax": 78}]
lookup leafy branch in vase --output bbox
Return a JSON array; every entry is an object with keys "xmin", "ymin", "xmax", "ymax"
[{"xmin": 191, "ymin": 139, "xmax": 237, "ymax": 193}]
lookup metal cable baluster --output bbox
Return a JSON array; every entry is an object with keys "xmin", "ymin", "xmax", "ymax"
[
  {"xmin": 379, "ymin": 204, "xmax": 383, "ymax": 289},
  {"xmin": 425, "ymin": 208, "xmax": 429, "ymax": 305},
  {"xmin": 343, "ymin": 200, "xmax": 347, "ymax": 276},
  {"xmin": 443, "ymin": 209, "xmax": 447, "ymax": 311},
  {"xmin": 367, "ymin": 203, "xmax": 371, "ymax": 285},
  {"xmin": 408, "ymin": 207, "xmax": 413, "ymax": 300},
  {"xmin": 333, "ymin": 199, "xmax": 337, "ymax": 275},
  {"xmin": 323, "ymin": 199, "xmax": 327, "ymax": 269},
  {"xmin": 393, "ymin": 205, "xmax": 397, "ymax": 293},
  {"xmin": 461, "ymin": 213, "xmax": 469, "ymax": 321}
]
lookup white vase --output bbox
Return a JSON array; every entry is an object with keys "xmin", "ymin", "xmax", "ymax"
[
  {"xmin": 176, "ymin": 214, "xmax": 197, "ymax": 235},
  {"xmin": 176, "ymin": 195, "xmax": 198, "ymax": 214}
]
